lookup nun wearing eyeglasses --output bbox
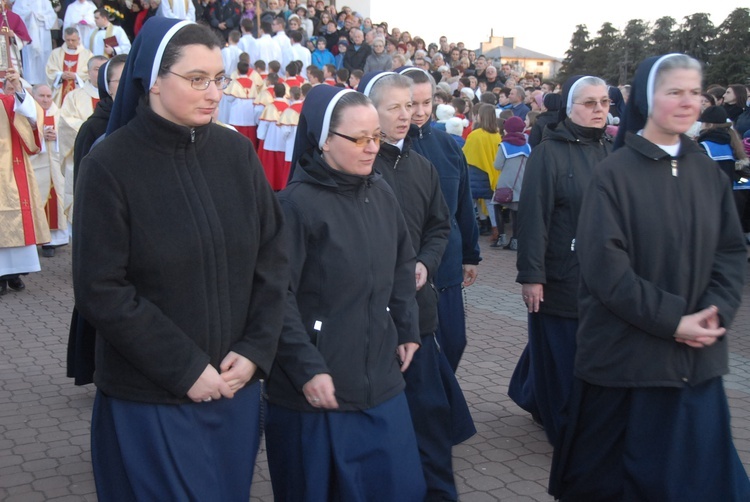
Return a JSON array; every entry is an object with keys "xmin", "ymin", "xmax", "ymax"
[
  {"xmin": 509, "ymin": 75, "xmax": 612, "ymax": 445},
  {"xmin": 549, "ymin": 54, "xmax": 750, "ymax": 501},
  {"xmin": 72, "ymin": 18, "xmax": 288, "ymax": 501},
  {"xmin": 265, "ymin": 85, "xmax": 426, "ymax": 501}
]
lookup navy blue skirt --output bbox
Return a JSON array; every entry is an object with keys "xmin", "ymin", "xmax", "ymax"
[
  {"xmin": 550, "ymin": 377, "xmax": 750, "ymax": 501},
  {"xmin": 435, "ymin": 284, "xmax": 467, "ymax": 372},
  {"xmin": 404, "ymin": 334, "xmax": 476, "ymax": 500},
  {"xmin": 91, "ymin": 382, "xmax": 262, "ymax": 502},
  {"xmin": 265, "ymin": 392, "xmax": 426, "ymax": 502},
  {"xmin": 508, "ymin": 312, "xmax": 577, "ymax": 444}
]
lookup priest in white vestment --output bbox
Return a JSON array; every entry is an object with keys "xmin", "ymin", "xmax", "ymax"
[
  {"xmin": 63, "ymin": 0, "xmax": 96, "ymax": 50},
  {"xmin": 45, "ymin": 27, "xmax": 93, "ymax": 106},
  {"xmin": 156, "ymin": 0, "xmax": 195, "ymax": 22},
  {"xmin": 57, "ymin": 56, "xmax": 105, "ymax": 223},
  {"xmin": 90, "ymin": 8, "xmax": 131, "ymax": 57},
  {"xmin": 12, "ymin": 0, "xmax": 58, "ymax": 85}
]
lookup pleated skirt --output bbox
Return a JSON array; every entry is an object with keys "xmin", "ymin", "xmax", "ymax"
[
  {"xmin": 549, "ymin": 377, "xmax": 750, "ymax": 501},
  {"xmin": 265, "ymin": 392, "xmax": 426, "ymax": 502},
  {"xmin": 91, "ymin": 382, "xmax": 262, "ymax": 502}
]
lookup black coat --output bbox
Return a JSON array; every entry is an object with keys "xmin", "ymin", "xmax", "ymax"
[
  {"xmin": 575, "ymin": 133, "xmax": 746, "ymax": 387},
  {"xmin": 528, "ymin": 110, "xmax": 558, "ymax": 148},
  {"xmin": 267, "ymin": 152, "xmax": 420, "ymax": 412},
  {"xmin": 73, "ymin": 104, "xmax": 288, "ymax": 404},
  {"xmin": 343, "ymin": 43, "xmax": 371, "ymax": 72},
  {"xmin": 376, "ymin": 139, "xmax": 450, "ymax": 335},
  {"xmin": 515, "ymin": 119, "xmax": 612, "ymax": 317}
]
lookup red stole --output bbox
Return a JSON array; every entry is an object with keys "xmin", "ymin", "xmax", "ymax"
[
  {"xmin": 61, "ymin": 53, "xmax": 80, "ymax": 104},
  {"xmin": 291, "ymin": 102, "xmax": 303, "ymax": 114},
  {"xmin": 324, "ymin": 78, "xmax": 335, "ymax": 86},
  {"xmin": 1, "ymin": 95, "xmax": 40, "ymax": 245},
  {"xmin": 92, "ymin": 97, "xmax": 100, "ymax": 110},
  {"xmin": 43, "ymin": 113, "xmax": 60, "ymax": 230}
]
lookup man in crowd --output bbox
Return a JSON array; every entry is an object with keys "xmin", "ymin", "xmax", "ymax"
[
  {"xmin": 30, "ymin": 84, "xmax": 67, "ymax": 257},
  {"xmin": 45, "ymin": 27, "xmax": 93, "ymax": 106},
  {"xmin": 253, "ymin": 21, "xmax": 282, "ymax": 67},
  {"xmin": 509, "ymin": 85, "xmax": 530, "ymax": 120},
  {"xmin": 90, "ymin": 8, "xmax": 131, "ymax": 57},
  {"xmin": 157, "ymin": 0, "xmax": 195, "ymax": 21},
  {"xmin": 271, "ymin": 16, "xmax": 292, "ymax": 75},
  {"xmin": 0, "ymin": 68, "xmax": 49, "ymax": 294},
  {"xmin": 57, "ymin": 55, "xmax": 105, "ymax": 223},
  {"xmin": 343, "ymin": 28, "xmax": 370, "ymax": 72},
  {"xmin": 12, "ymin": 0, "xmax": 57, "ymax": 85},
  {"xmin": 63, "ymin": 0, "xmax": 96, "ymax": 50}
]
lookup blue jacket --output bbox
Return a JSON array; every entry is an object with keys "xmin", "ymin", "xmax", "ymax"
[
  {"xmin": 311, "ymin": 48, "xmax": 335, "ymax": 69},
  {"xmin": 408, "ymin": 122, "xmax": 481, "ymax": 289}
]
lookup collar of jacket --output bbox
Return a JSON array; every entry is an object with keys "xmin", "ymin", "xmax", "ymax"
[
  {"xmin": 130, "ymin": 99, "xmax": 212, "ymax": 152},
  {"xmin": 408, "ymin": 122, "xmax": 431, "ymax": 138},
  {"xmin": 547, "ymin": 118, "xmax": 611, "ymax": 144},
  {"xmin": 290, "ymin": 150, "xmax": 380, "ymax": 192},
  {"xmin": 696, "ymin": 128, "xmax": 731, "ymax": 146},
  {"xmin": 378, "ymin": 136, "xmax": 412, "ymax": 163},
  {"xmin": 624, "ymin": 131, "xmax": 703, "ymax": 160}
]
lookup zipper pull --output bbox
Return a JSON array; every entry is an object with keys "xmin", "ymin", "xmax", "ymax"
[
  {"xmin": 671, "ymin": 159, "xmax": 678, "ymax": 177},
  {"xmin": 190, "ymin": 129, "xmax": 196, "ymax": 143},
  {"xmin": 394, "ymin": 155, "xmax": 401, "ymax": 169}
]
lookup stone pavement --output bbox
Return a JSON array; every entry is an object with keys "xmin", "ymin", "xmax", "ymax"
[{"xmin": 2, "ymin": 241, "xmax": 750, "ymax": 501}]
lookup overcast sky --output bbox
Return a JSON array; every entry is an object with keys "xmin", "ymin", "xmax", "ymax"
[{"xmin": 369, "ymin": 2, "xmax": 739, "ymax": 59}]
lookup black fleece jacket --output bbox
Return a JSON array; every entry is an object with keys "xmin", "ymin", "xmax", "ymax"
[
  {"xmin": 267, "ymin": 151, "xmax": 420, "ymax": 412},
  {"xmin": 73, "ymin": 104, "xmax": 288, "ymax": 404},
  {"xmin": 515, "ymin": 119, "xmax": 612, "ymax": 318},
  {"xmin": 376, "ymin": 138, "xmax": 450, "ymax": 335}
]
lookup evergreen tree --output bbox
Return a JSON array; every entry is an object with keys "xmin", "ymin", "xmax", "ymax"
[
  {"xmin": 652, "ymin": 16, "xmax": 677, "ymax": 56},
  {"xmin": 677, "ymin": 13, "xmax": 716, "ymax": 63},
  {"xmin": 587, "ymin": 22, "xmax": 620, "ymax": 84},
  {"xmin": 558, "ymin": 24, "xmax": 591, "ymax": 80},
  {"xmin": 705, "ymin": 8, "xmax": 750, "ymax": 85},
  {"xmin": 615, "ymin": 19, "xmax": 651, "ymax": 84}
]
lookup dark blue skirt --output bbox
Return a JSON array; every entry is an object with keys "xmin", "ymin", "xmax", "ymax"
[
  {"xmin": 508, "ymin": 312, "xmax": 578, "ymax": 444},
  {"xmin": 91, "ymin": 382, "xmax": 262, "ymax": 502},
  {"xmin": 435, "ymin": 284, "xmax": 467, "ymax": 372},
  {"xmin": 265, "ymin": 392, "xmax": 426, "ymax": 502},
  {"xmin": 404, "ymin": 334, "xmax": 476, "ymax": 500},
  {"xmin": 550, "ymin": 377, "xmax": 750, "ymax": 501}
]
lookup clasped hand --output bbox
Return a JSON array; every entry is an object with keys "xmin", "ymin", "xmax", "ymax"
[{"xmin": 186, "ymin": 351, "xmax": 257, "ymax": 403}]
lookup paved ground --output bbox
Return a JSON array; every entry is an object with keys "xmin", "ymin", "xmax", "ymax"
[{"xmin": 2, "ymin": 239, "xmax": 750, "ymax": 501}]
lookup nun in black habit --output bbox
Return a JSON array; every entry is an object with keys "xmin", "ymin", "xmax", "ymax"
[
  {"xmin": 549, "ymin": 54, "xmax": 750, "ymax": 501},
  {"xmin": 265, "ymin": 84, "xmax": 426, "ymax": 502},
  {"xmin": 72, "ymin": 18, "xmax": 288, "ymax": 501}
]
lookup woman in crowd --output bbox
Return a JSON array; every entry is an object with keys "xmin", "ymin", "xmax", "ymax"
[
  {"xmin": 697, "ymin": 105, "xmax": 750, "ymax": 235},
  {"xmin": 265, "ymin": 85, "xmax": 425, "ymax": 501},
  {"xmin": 528, "ymin": 92, "xmax": 561, "ymax": 147},
  {"xmin": 492, "ymin": 116, "xmax": 530, "ymax": 251},
  {"xmin": 73, "ymin": 19, "xmax": 288, "ymax": 500},
  {"xmin": 509, "ymin": 75, "xmax": 612, "ymax": 445},
  {"xmin": 550, "ymin": 53, "xmax": 750, "ymax": 501},
  {"xmin": 724, "ymin": 84, "xmax": 748, "ymax": 123},
  {"xmin": 463, "ymin": 103, "xmax": 502, "ymax": 243}
]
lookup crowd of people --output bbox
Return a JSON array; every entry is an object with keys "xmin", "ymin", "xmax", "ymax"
[{"xmin": 3, "ymin": 0, "xmax": 750, "ymax": 500}]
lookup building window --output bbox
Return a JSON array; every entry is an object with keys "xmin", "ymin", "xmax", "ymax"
[{"xmin": 537, "ymin": 61, "xmax": 544, "ymax": 66}]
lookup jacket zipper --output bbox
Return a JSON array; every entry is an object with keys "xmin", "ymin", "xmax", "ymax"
[
  {"xmin": 671, "ymin": 159, "xmax": 678, "ymax": 177},
  {"xmin": 393, "ymin": 154, "xmax": 401, "ymax": 170},
  {"xmin": 190, "ymin": 128, "xmax": 196, "ymax": 143},
  {"xmin": 360, "ymin": 180, "xmax": 372, "ymax": 405}
]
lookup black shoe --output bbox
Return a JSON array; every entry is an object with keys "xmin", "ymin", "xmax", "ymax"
[
  {"xmin": 0, "ymin": 281, "xmax": 6, "ymax": 296},
  {"xmin": 7, "ymin": 277, "xmax": 25, "ymax": 292},
  {"xmin": 42, "ymin": 246, "xmax": 55, "ymax": 258}
]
